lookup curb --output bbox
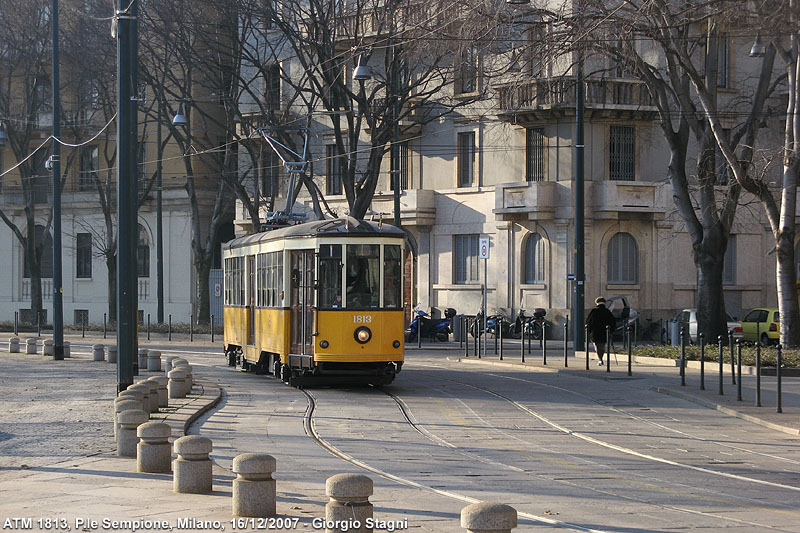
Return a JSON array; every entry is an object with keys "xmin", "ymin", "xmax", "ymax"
[
  {"xmin": 652, "ymin": 386, "xmax": 800, "ymax": 437},
  {"xmin": 448, "ymin": 356, "xmax": 560, "ymax": 373},
  {"xmin": 181, "ymin": 380, "xmax": 223, "ymax": 435}
]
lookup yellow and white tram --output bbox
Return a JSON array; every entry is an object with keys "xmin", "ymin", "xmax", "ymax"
[{"xmin": 222, "ymin": 217, "xmax": 405, "ymax": 386}]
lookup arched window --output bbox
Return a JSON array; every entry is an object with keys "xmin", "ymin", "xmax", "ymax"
[
  {"xmin": 524, "ymin": 233, "xmax": 545, "ymax": 284},
  {"xmin": 23, "ymin": 225, "xmax": 53, "ymax": 278},
  {"xmin": 607, "ymin": 232, "xmax": 638, "ymax": 284},
  {"xmin": 137, "ymin": 224, "xmax": 150, "ymax": 278}
]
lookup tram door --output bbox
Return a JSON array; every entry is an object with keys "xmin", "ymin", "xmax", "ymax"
[
  {"xmin": 290, "ymin": 250, "xmax": 315, "ymax": 355},
  {"xmin": 247, "ymin": 255, "xmax": 256, "ymax": 345}
]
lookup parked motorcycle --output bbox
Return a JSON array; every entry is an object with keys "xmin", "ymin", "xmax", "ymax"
[{"xmin": 406, "ymin": 307, "xmax": 456, "ymax": 342}]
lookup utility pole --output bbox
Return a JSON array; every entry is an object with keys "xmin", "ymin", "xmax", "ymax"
[
  {"xmin": 390, "ymin": 2, "xmax": 401, "ymax": 229},
  {"xmin": 572, "ymin": 60, "xmax": 585, "ymax": 353},
  {"xmin": 51, "ymin": 0, "xmax": 64, "ymax": 361},
  {"xmin": 157, "ymin": 99, "xmax": 164, "ymax": 324},
  {"xmin": 116, "ymin": 0, "xmax": 137, "ymax": 392}
]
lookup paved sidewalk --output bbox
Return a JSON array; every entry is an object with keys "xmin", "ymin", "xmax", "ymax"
[{"xmin": 439, "ymin": 340, "xmax": 800, "ymax": 436}]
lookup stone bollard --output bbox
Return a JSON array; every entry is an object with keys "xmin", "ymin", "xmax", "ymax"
[
  {"xmin": 128, "ymin": 384, "xmax": 155, "ymax": 414},
  {"xmin": 147, "ymin": 350, "xmax": 162, "ymax": 372},
  {"xmin": 63, "ymin": 341, "xmax": 70, "ymax": 358},
  {"xmin": 93, "ymin": 344, "xmax": 105, "ymax": 362},
  {"xmin": 107, "ymin": 345, "xmax": 118, "ymax": 364},
  {"xmin": 43, "ymin": 339, "xmax": 54, "ymax": 356},
  {"xmin": 138, "ymin": 349, "xmax": 149, "ymax": 371},
  {"xmin": 168, "ymin": 369, "xmax": 188, "ymax": 399},
  {"xmin": 139, "ymin": 380, "xmax": 160, "ymax": 413},
  {"xmin": 173, "ymin": 363, "xmax": 193, "ymax": 392},
  {"xmin": 325, "ymin": 474, "xmax": 373, "ymax": 533},
  {"xmin": 173, "ymin": 435, "xmax": 213, "ymax": 494},
  {"xmin": 137, "ymin": 421, "xmax": 172, "ymax": 473},
  {"xmin": 164, "ymin": 356, "xmax": 176, "ymax": 376},
  {"xmin": 117, "ymin": 409, "xmax": 149, "ymax": 457},
  {"xmin": 150, "ymin": 376, "xmax": 169, "ymax": 407},
  {"xmin": 232, "ymin": 454, "xmax": 277, "ymax": 518},
  {"xmin": 25, "ymin": 338, "xmax": 37, "ymax": 355},
  {"xmin": 114, "ymin": 398, "xmax": 143, "ymax": 441},
  {"xmin": 8, "ymin": 337, "xmax": 20, "ymax": 353},
  {"xmin": 118, "ymin": 388, "xmax": 145, "ymax": 407},
  {"xmin": 460, "ymin": 502, "xmax": 517, "ymax": 533}
]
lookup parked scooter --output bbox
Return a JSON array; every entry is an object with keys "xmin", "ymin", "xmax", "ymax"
[
  {"xmin": 406, "ymin": 307, "xmax": 456, "ymax": 342},
  {"xmin": 525, "ymin": 308, "xmax": 547, "ymax": 340}
]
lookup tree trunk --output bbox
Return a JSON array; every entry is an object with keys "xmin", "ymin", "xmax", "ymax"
[
  {"xmin": 694, "ymin": 241, "xmax": 728, "ymax": 341},
  {"xmin": 195, "ymin": 257, "xmax": 211, "ymax": 324},
  {"xmin": 107, "ymin": 255, "xmax": 117, "ymax": 323},
  {"xmin": 776, "ymin": 230, "xmax": 800, "ymax": 347}
]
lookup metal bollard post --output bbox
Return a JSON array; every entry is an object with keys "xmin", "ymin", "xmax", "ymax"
[
  {"xmin": 474, "ymin": 318, "xmax": 479, "ymax": 359},
  {"xmin": 679, "ymin": 327, "xmax": 685, "ymax": 386},
  {"xmin": 494, "ymin": 319, "xmax": 498, "ymax": 355},
  {"xmin": 564, "ymin": 316, "xmax": 569, "ymax": 368},
  {"xmin": 82, "ymin": 316, "xmax": 85, "ymax": 338},
  {"xmin": 147, "ymin": 314, "xmax": 151, "ymax": 341},
  {"xmin": 736, "ymin": 339, "xmax": 742, "ymax": 401},
  {"xmin": 729, "ymin": 330, "xmax": 736, "ymax": 385},
  {"xmin": 627, "ymin": 323, "xmax": 633, "ymax": 376},
  {"xmin": 528, "ymin": 320, "xmax": 533, "ymax": 355},
  {"xmin": 104, "ymin": 313, "xmax": 107, "ymax": 339},
  {"xmin": 417, "ymin": 320, "xmax": 422, "ymax": 348},
  {"xmin": 718, "ymin": 335, "xmax": 724, "ymax": 395},
  {"xmin": 190, "ymin": 314, "xmax": 194, "ymax": 342},
  {"xmin": 520, "ymin": 319, "xmax": 525, "ymax": 363},
  {"xmin": 499, "ymin": 318, "xmax": 503, "ymax": 360},
  {"xmin": 699, "ymin": 333, "xmax": 705, "ymax": 390},
  {"xmin": 776, "ymin": 344, "xmax": 783, "ymax": 413},
  {"xmin": 465, "ymin": 318, "xmax": 470, "ymax": 358},
  {"xmin": 585, "ymin": 325, "xmax": 590, "ymax": 370},
  {"xmin": 168, "ymin": 314, "xmax": 172, "ymax": 342},
  {"xmin": 755, "ymin": 341, "xmax": 761, "ymax": 407},
  {"xmin": 14, "ymin": 311, "xmax": 18, "ymax": 336},
  {"xmin": 211, "ymin": 314, "xmax": 215, "ymax": 343},
  {"xmin": 542, "ymin": 322, "xmax": 548, "ymax": 365},
  {"xmin": 605, "ymin": 325, "xmax": 610, "ymax": 373},
  {"xmin": 37, "ymin": 312, "xmax": 41, "ymax": 336}
]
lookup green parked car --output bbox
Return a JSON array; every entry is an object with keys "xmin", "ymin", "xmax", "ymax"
[{"xmin": 740, "ymin": 308, "xmax": 780, "ymax": 345}]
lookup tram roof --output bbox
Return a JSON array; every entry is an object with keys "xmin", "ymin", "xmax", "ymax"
[{"xmin": 224, "ymin": 217, "xmax": 404, "ymax": 250}]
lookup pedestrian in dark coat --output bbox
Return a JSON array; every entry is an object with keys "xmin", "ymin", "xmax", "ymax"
[{"xmin": 586, "ymin": 297, "xmax": 616, "ymax": 365}]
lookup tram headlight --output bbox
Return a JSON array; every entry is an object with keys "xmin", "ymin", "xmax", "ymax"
[
  {"xmin": 393, "ymin": 340, "xmax": 401, "ymax": 348},
  {"xmin": 320, "ymin": 340, "xmax": 329, "ymax": 349},
  {"xmin": 354, "ymin": 326, "xmax": 372, "ymax": 344}
]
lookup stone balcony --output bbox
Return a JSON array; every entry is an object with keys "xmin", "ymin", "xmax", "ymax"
[
  {"xmin": 497, "ymin": 77, "xmax": 658, "ymax": 123},
  {"xmin": 371, "ymin": 188, "xmax": 435, "ymax": 227},
  {"xmin": 493, "ymin": 181, "xmax": 557, "ymax": 221},
  {"xmin": 591, "ymin": 180, "xmax": 663, "ymax": 219}
]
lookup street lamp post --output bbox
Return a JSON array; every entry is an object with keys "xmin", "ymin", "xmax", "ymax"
[
  {"xmin": 572, "ymin": 59, "xmax": 585, "ymax": 353},
  {"xmin": 156, "ymin": 99, "xmax": 164, "ymax": 324}
]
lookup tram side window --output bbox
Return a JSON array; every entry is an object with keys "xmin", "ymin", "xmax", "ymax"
[
  {"xmin": 263, "ymin": 251, "xmax": 283, "ymax": 307},
  {"xmin": 346, "ymin": 244, "xmax": 380, "ymax": 309},
  {"xmin": 319, "ymin": 244, "xmax": 342, "ymax": 308},
  {"xmin": 384, "ymin": 245, "xmax": 402, "ymax": 309}
]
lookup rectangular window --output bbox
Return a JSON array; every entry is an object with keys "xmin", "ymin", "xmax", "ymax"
[
  {"xmin": 265, "ymin": 63, "xmax": 281, "ymax": 110},
  {"xmin": 526, "ymin": 128, "xmax": 545, "ymax": 182},
  {"xmin": 79, "ymin": 146, "xmax": 99, "ymax": 191},
  {"xmin": 455, "ymin": 46, "xmax": 477, "ymax": 94},
  {"xmin": 723, "ymin": 235, "xmax": 736, "ymax": 285},
  {"xmin": 261, "ymin": 148, "xmax": 280, "ymax": 200},
  {"xmin": 390, "ymin": 141, "xmax": 409, "ymax": 191},
  {"xmin": 609, "ymin": 125, "xmax": 635, "ymax": 181},
  {"xmin": 76, "ymin": 233, "xmax": 92, "ymax": 279},
  {"xmin": 383, "ymin": 245, "xmax": 402, "ymax": 309},
  {"xmin": 319, "ymin": 244, "xmax": 343, "ymax": 308},
  {"xmin": 32, "ymin": 151, "xmax": 50, "ymax": 204},
  {"xmin": 717, "ymin": 35, "xmax": 730, "ymax": 89},
  {"xmin": 326, "ymin": 144, "xmax": 343, "ymax": 195},
  {"xmin": 457, "ymin": 132, "xmax": 475, "ymax": 187},
  {"xmin": 454, "ymin": 234, "xmax": 479, "ymax": 284},
  {"xmin": 74, "ymin": 309, "xmax": 88, "ymax": 327}
]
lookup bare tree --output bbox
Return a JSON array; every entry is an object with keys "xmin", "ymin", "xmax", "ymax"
[{"xmin": 526, "ymin": 0, "xmax": 777, "ymax": 340}]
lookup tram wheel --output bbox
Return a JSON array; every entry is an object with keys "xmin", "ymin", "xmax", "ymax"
[{"xmin": 226, "ymin": 350, "xmax": 236, "ymax": 367}]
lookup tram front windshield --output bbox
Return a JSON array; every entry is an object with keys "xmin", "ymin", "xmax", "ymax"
[{"xmin": 346, "ymin": 244, "xmax": 380, "ymax": 309}]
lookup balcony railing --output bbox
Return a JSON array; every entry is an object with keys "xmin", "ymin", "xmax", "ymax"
[
  {"xmin": 498, "ymin": 77, "xmax": 654, "ymax": 112},
  {"xmin": 22, "ymin": 278, "xmax": 53, "ymax": 301}
]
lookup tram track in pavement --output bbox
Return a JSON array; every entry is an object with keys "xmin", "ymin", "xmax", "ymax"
[
  {"xmin": 377, "ymin": 379, "xmax": 800, "ymax": 531},
  {"xmin": 299, "ymin": 382, "xmax": 798, "ymax": 532},
  {"xmin": 415, "ymin": 363, "xmax": 800, "ymax": 486}
]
